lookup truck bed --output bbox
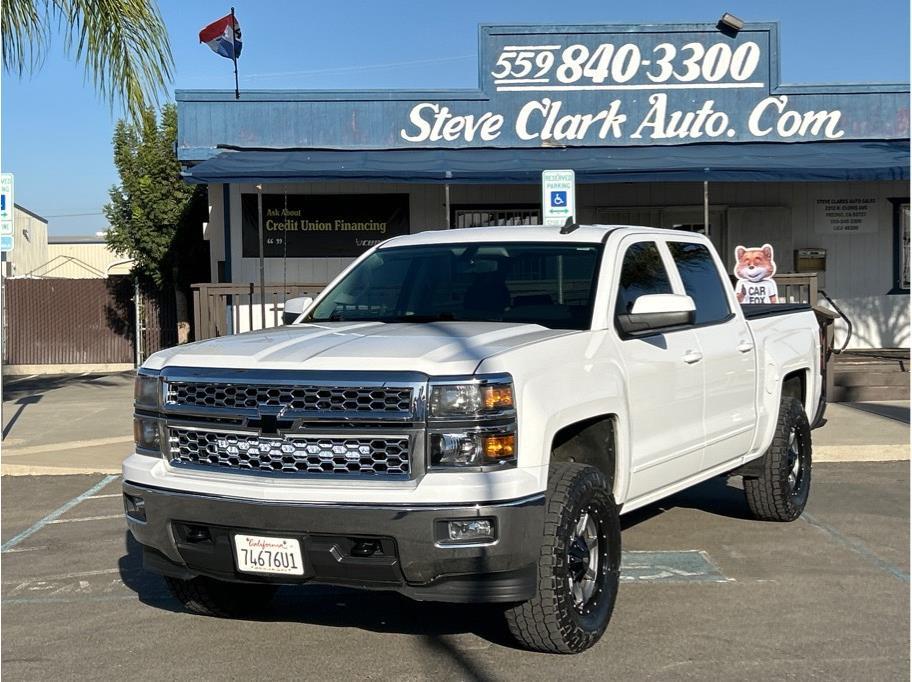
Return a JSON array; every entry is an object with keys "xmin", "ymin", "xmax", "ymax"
[{"xmin": 741, "ymin": 303, "xmax": 811, "ymax": 319}]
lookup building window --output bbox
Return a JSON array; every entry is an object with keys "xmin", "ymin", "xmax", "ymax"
[
  {"xmin": 452, "ymin": 206, "xmax": 540, "ymax": 228},
  {"xmin": 890, "ymin": 198, "xmax": 910, "ymax": 293}
]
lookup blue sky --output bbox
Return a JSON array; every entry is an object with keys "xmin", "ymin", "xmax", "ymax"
[{"xmin": 2, "ymin": 0, "xmax": 909, "ymax": 235}]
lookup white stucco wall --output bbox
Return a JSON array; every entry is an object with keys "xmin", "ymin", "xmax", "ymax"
[{"xmin": 204, "ymin": 179, "xmax": 908, "ymax": 349}]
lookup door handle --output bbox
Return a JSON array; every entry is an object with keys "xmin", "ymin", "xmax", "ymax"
[
  {"xmin": 737, "ymin": 341, "xmax": 755, "ymax": 353},
  {"xmin": 683, "ymin": 350, "xmax": 703, "ymax": 364}
]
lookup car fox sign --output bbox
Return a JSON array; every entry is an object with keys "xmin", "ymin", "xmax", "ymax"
[{"xmin": 734, "ymin": 243, "xmax": 779, "ymax": 304}]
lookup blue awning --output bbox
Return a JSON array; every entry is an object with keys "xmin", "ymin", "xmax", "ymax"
[{"xmin": 182, "ymin": 140, "xmax": 909, "ymax": 184}]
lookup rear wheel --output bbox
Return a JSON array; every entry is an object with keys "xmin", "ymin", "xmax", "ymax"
[
  {"xmin": 744, "ymin": 396, "xmax": 812, "ymax": 522},
  {"xmin": 505, "ymin": 462, "xmax": 620, "ymax": 654},
  {"xmin": 165, "ymin": 576, "xmax": 277, "ymax": 618}
]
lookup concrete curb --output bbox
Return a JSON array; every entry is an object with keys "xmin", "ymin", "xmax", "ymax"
[
  {"xmin": 814, "ymin": 444, "xmax": 909, "ymax": 462},
  {"xmin": 1, "ymin": 464, "xmax": 122, "ymax": 476},
  {"xmin": 2, "ymin": 436, "xmax": 133, "ymax": 457}
]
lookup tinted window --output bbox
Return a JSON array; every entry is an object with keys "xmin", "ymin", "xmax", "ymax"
[
  {"xmin": 308, "ymin": 243, "xmax": 602, "ymax": 330},
  {"xmin": 614, "ymin": 242, "xmax": 674, "ymax": 316},
  {"xmin": 669, "ymin": 242, "xmax": 732, "ymax": 324}
]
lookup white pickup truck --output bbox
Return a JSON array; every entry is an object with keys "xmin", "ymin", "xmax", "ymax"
[{"xmin": 124, "ymin": 225, "xmax": 825, "ymax": 653}]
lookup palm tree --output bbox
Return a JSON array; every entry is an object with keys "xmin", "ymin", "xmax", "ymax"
[{"xmin": 2, "ymin": 0, "xmax": 173, "ymax": 120}]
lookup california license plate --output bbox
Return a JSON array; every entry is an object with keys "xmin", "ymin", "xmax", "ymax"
[{"xmin": 233, "ymin": 534, "xmax": 305, "ymax": 576}]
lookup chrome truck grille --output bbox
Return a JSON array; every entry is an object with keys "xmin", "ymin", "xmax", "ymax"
[
  {"xmin": 159, "ymin": 370, "xmax": 427, "ymax": 479},
  {"xmin": 169, "ymin": 428, "xmax": 410, "ymax": 476},
  {"xmin": 167, "ymin": 382, "xmax": 413, "ymax": 414}
]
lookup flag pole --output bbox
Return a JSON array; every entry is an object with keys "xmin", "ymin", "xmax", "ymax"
[{"xmin": 230, "ymin": 6, "xmax": 239, "ymax": 99}]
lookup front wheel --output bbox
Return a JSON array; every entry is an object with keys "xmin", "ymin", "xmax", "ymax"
[
  {"xmin": 744, "ymin": 396, "xmax": 812, "ymax": 522},
  {"xmin": 165, "ymin": 576, "xmax": 277, "ymax": 618},
  {"xmin": 505, "ymin": 462, "xmax": 621, "ymax": 654}
]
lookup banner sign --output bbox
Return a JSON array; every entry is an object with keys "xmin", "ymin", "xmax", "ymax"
[
  {"xmin": 178, "ymin": 23, "xmax": 908, "ymax": 156},
  {"xmin": 241, "ymin": 194, "xmax": 409, "ymax": 258},
  {"xmin": 814, "ymin": 197, "xmax": 878, "ymax": 234}
]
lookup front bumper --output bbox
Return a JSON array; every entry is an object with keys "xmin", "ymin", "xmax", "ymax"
[{"xmin": 123, "ymin": 481, "xmax": 544, "ymax": 603}]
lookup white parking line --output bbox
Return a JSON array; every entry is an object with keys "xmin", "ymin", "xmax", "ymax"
[
  {"xmin": 84, "ymin": 494, "xmax": 123, "ymax": 500},
  {"xmin": 46, "ymin": 514, "xmax": 123, "ymax": 524},
  {"xmin": 0, "ymin": 475, "xmax": 119, "ymax": 552}
]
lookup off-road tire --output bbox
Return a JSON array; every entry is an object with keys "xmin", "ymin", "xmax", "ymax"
[
  {"xmin": 165, "ymin": 576, "xmax": 278, "ymax": 618},
  {"xmin": 505, "ymin": 462, "xmax": 620, "ymax": 654},
  {"xmin": 744, "ymin": 396, "xmax": 812, "ymax": 522}
]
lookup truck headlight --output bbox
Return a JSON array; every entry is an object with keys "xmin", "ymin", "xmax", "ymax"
[
  {"xmin": 134, "ymin": 371, "xmax": 161, "ymax": 410},
  {"xmin": 429, "ymin": 428, "xmax": 516, "ymax": 468},
  {"xmin": 428, "ymin": 376, "xmax": 514, "ymax": 418},
  {"xmin": 133, "ymin": 416, "xmax": 163, "ymax": 454}
]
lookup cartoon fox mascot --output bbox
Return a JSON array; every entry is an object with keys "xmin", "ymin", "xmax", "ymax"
[{"xmin": 734, "ymin": 243, "xmax": 779, "ymax": 304}]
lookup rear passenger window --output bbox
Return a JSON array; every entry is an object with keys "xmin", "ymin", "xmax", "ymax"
[
  {"xmin": 615, "ymin": 242, "xmax": 674, "ymax": 315},
  {"xmin": 669, "ymin": 242, "xmax": 732, "ymax": 325}
]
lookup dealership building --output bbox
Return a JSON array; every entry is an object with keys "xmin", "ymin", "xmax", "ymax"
[{"xmin": 176, "ymin": 21, "xmax": 909, "ymax": 349}]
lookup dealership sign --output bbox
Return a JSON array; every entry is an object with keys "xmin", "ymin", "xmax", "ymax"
[
  {"xmin": 177, "ymin": 23, "xmax": 907, "ymax": 156},
  {"xmin": 401, "ymin": 29, "xmax": 845, "ymax": 146},
  {"xmin": 814, "ymin": 197, "xmax": 878, "ymax": 234}
]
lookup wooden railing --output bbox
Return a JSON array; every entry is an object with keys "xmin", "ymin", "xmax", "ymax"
[
  {"xmin": 192, "ymin": 283, "xmax": 327, "ymax": 340},
  {"xmin": 774, "ymin": 273, "xmax": 819, "ymax": 306},
  {"xmin": 192, "ymin": 273, "xmax": 819, "ymax": 340}
]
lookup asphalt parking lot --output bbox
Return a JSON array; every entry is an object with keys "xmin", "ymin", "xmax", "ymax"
[{"xmin": 1, "ymin": 462, "xmax": 908, "ymax": 681}]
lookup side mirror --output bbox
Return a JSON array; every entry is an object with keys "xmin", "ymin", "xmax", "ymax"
[
  {"xmin": 282, "ymin": 296, "xmax": 313, "ymax": 325},
  {"xmin": 616, "ymin": 294, "xmax": 696, "ymax": 337}
]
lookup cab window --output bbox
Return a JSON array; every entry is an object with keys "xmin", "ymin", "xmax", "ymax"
[
  {"xmin": 668, "ymin": 241, "xmax": 732, "ymax": 325},
  {"xmin": 614, "ymin": 242, "xmax": 674, "ymax": 316}
]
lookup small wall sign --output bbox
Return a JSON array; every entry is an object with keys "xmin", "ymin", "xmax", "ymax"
[{"xmin": 814, "ymin": 197, "xmax": 878, "ymax": 234}]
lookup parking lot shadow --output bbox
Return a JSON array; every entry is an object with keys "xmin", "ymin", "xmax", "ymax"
[
  {"xmin": 118, "ymin": 532, "xmax": 181, "ymax": 610},
  {"xmin": 117, "ymin": 531, "xmax": 516, "ymax": 648},
  {"xmin": 621, "ymin": 475, "xmax": 753, "ymax": 531}
]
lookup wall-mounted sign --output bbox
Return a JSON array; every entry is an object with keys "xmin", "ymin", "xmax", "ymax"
[
  {"xmin": 814, "ymin": 197, "xmax": 878, "ymax": 234},
  {"xmin": 734, "ymin": 243, "xmax": 778, "ymax": 304},
  {"xmin": 0, "ymin": 234, "xmax": 13, "ymax": 252},
  {"xmin": 179, "ymin": 23, "xmax": 907, "ymax": 157},
  {"xmin": 1, "ymin": 173, "xmax": 14, "ymax": 236},
  {"xmin": 241, "ymin": 194, "xmax": 409, "ymax": 258},
  {"xmin": 542, "ymin": 169, "xmax": 575, "ymax": 226}
]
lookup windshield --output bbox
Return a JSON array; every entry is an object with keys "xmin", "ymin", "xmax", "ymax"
[{"xmin": 307, "ymin": 242, "xmax": 602, "ymax": 330}]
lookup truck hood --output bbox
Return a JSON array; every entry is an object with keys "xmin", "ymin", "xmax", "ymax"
[{"xmin": 144, "ymin": 321, "xmax": 576, "ymax": 375}]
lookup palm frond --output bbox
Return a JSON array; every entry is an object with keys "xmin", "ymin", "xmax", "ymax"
[
  {"xmin": 1, "ymin": 0, "xmax": 51, "ymax": 75},
  {"xmin": 2, "ymin": 0, "xmax": 174, "ymax": 121}
]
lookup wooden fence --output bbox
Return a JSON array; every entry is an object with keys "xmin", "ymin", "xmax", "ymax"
[
  {"xmin": 2, "ymin": 276, "xmax": 181, "ymax": 367},
  {"xmin": 774, "ymin": 273, "xmax": 819, "ymax": 306},
  {"xmin": 3, "ymin": 277, "xmax": 135, "ymax": 365},
  {"xmin": 192, "ymin": 282, "xmax": 327, "ymax": 340}
]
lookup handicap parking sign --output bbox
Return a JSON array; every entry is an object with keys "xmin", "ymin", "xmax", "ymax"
[{"xmin": 550, "ymin": 191, "xmax": 567, "ymax": 208}]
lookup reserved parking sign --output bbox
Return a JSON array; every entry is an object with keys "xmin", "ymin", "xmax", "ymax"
[{"xmin": 542, "ymin": 170, "xmax": 575, "ymax": 226}]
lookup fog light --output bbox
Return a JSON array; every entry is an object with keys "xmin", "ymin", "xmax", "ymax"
[
  {"xmin": 123, "ymin": 493, "xmax": 146, "ymax": 522},
  {"xmin": 447, "ymin": 519, "xmax": 495, "ymax": 543}
]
